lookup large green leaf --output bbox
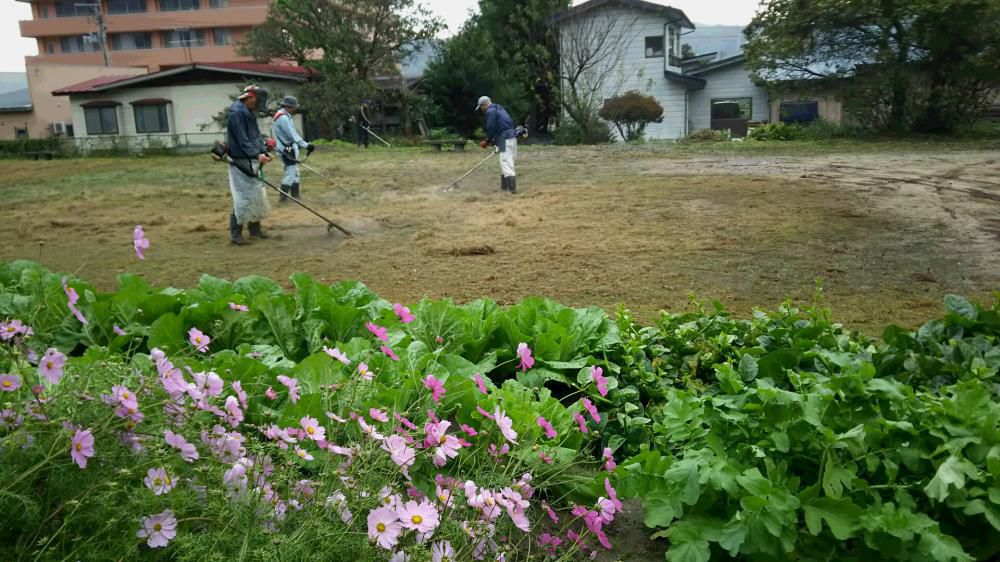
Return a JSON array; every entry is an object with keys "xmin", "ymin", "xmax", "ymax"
[
  {"xmin": 803, "ymin": 497, "xmax": 862, "ymax": 539},
  {"xmin": 925, "ymin": 455, "xmax": 980, "ymax": 502}
]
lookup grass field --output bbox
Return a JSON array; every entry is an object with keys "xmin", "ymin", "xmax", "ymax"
[{"xmin": 2, "ymin": 138, "xmax": 998, "ymax": 334}]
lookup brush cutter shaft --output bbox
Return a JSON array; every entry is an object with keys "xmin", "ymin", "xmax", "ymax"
[
  {"xmin": 226, "ymin": 155, "xmax": 351, "ymax": 237},
  {"xmin": 448, "ymin": 150, "xmax": 498, "ymax": 190},
  {"xmin": 362, "ymin": 125, "xmax": 392, "ymax": 148},
  {"xmin": 298, "ymin": 162, "xmax": 357, "ymax": 197}
]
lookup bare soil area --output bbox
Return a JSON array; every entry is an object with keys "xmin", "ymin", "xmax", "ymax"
[{"xmin": 1, "ymin": 142, "xmax": 997, "ymax": 334}]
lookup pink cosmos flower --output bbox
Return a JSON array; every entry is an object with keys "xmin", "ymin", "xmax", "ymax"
[
  {"xmin": 144, "ymin": 467, "xmax": 175, "ymax": 495},
  {"xmin": 323, "ymin": 346, "xmax": 351, "ymax": 365},
  {"xmin": 605, "ymin": 478, "xmax": 623, "ymax": 512},
  {"xmin": 426, "ymin": 422, "xmax": 462, "ymax": 467},
  {"xmin": 368, "ymin": 507, "xmax": 403, "ymax": 550},
  {"xmin": 39, "ymin": 347, "xmax": 66, "ymax": 384},
  {"xmin": 188, "ymin": 327, "xmax": 210, "ymax": 353},
  {"xmin": 108, "ymin": 385, "xmax": 138, "ymax": 410},
  {"xmin": 265, "ymin": 386, "xmax": 278, "ymax": 400},
  {"xmin": 382, "ymin": 435, "xmax": 417, "ymax": 477},
  {"xmin": 390, "ymin": 552, "xmax": 410, "ymax": 562},
  {"xmin": 164, "ymin": 430, "xmax": 199, "ymax": 462},
  {"xmin": 137, "ymin": 509, "xmax": 177, "ymax": 548},
  {"xmin": 294, "ymin": 445, "xmax": 314, "ymax": 461},
  {"xmin": 476, "ymin": 406, "xmax": 495, "ymax": 420},
  {"xmin": 539, "ymin": 533, "xmax": 563, "ymax": 555},
  {"xmin": 299, "ymin": 416, "xmax": 326, "ymax": 442},
  {"xmin": 494, "ymin": 407, "xmax": 518, "ymax": 443},
  {"xmin": 0, "ymin": 319, "xmax": 29, "ymax": 341},
  {"xmin": 232, "ymin": 381, "xmax": 248, "ymax": 409},
  {"xmin": 537, "ymin": 416, "xmax": 557, "ymax": 440},
  {"xmin": 489, "ymin": 443, "xmax": 510, "ymax": 460},
  {"xmin": 395, "ymin": 413, "xmax": 417, "ymax": 431},
  {"xmin": 365, "ymin": 322, "xmax": 389, "ymax": 342},
  {"xmin": 229, "ymin": 302, "xmax": 249, "ymax": 312},
  {"xmin": 591, "ymin": 366, "xmax": 609, "ymax": 397},
  {"xmin": 473, "ymin": 373, "xmax": 489, "ymax": 394},
  {"xmin": 397, "ymin": 499, "xmax": 440, "ymax": 533},
  {"xmin": 359, "ymin": 418, "xmax": 385, "ymax": 441},
  {"xmin": 0, "ymin": 374, "xmax": 20, "ymax": 392},
  {"xmin": 542, "ymin": 501, "xmax": 560, "ymax": 524},
  {"xmin": 70, "ymin": 428, "xmax": 95, "ymax": 469},
  {"xmin": 573, "ymin": 412, "xmax": 589, "ymax": 433},
  {"xmin": 431, "ymin": 541, "xmax": 455, "ymax": 562},
  {"xmin": 381, "ymin": 345, "xmax": 399, "ymax": 362},
  {"xmin": 62, "ymin": 278, "xmax": 88, "ymax": 325},
  {"xmin": 276, "ymin": 375, "xmax": 300, "ymax": 403},
  {"xmin": 113, "ymin": 324, "xmax": 127, "ymax": 336},
  {"xmin": 516, "ymin": 343, "xmax": 534, "ymax": 372},
  {"xmin": 133, "ymin": 225, "xmax": 150, "ymax": 260},
  {"xmin": 224, "ymin": 396, "xmax": 243, "ymax": 427},
  {"xmin": 357, "ymin": 362, "xmax": 373, "ymax": 382},
  {"xmin": 581, "ymin": 398, "xmax": 602, "ymax": 424},
  {"xmin": 538, "ymin": 451, "xmax": 554, "ymax": 464},
  {"xmin": 327, "ymin": 412, "xmax": 348, "ymax": 424},
  {"xmin": 603, "ymin": 448, "xmax": 617, "ymax": 471},
  {"xmin": 394, "ymin": 303, "xmax": 415, "ymax": 324},
  {"xmin": 460, "ymin": 423, "xmax": 478, "ymax": 437},
  {"xmin": 423, "ymin": 375, "xmax": 446, "ymax": 404}
]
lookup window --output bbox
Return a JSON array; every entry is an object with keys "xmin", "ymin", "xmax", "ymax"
[
  {"xmin": 711, "ymin": 97, "xmax": 753, "ymax": 120},
  {"xmin": 55, "ymin": 0, "xmax": 92, "ymax": 17},
  {"xmin": 111, "ymin": 32, "xmax": 153, "ymax": 51},
  {"xmin": 212, "ymin": 28, "xmax": 231, "ymax": 45},
  {"xmin": 134, "ymin": 104, "xmax": 169, "ymax": 133},
  {"xmin": 158, "ymin": 0, "xmax": 199, "ymax": 11},
  {"xmin": 40, "ymin": 6, "xmax": 49, "ymax": 18},
  {"xmin": 60, "ymin": 35, "xmax": 102, "ymax": 53},
  {"xmin": 209, "ymin": 0, "xmax": 228, "ymax": 7},
  {"xmin": 163, "ymin": 29, "xmax": 206, "ymax": 47},
  {"xmin": 645, "ymin": 36, "xmax": 664, "ymax": 58},
  {"xmin": 108, "ymin": 0, "xmax": 148, "ymax": 14},
  {"xmin": 14, "ymin": 127, "xmax": 28, "ymax": 139},
  {"xmin": 668, "ymin": 26, "xmax": 676, "ymax": 61},
  {"xmin": 779, "ymin": 101, "xmax": 819, "ymax": 123},
  {"xmin": 84, "ymin": 106, "xmax": 119, "ymax": 135},
  {"xmin": 46, "ymin": 42, "xmax": 55, "ymax": 54}
]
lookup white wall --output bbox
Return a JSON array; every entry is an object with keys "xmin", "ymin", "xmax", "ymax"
[
  {"xmin": 557, "ymin": 6, "xmax": 689, "ymax": 140},
  {"xmin": 68, "ymin": 80, "xmax": 303, "ymax": 150},
  {"xmin": 688, "ymin": 62, "xmax": 770, "ymax": 132}
]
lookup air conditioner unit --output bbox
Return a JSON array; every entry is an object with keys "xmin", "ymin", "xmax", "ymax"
[{"xmin": 50, "ymin": 122, "xmax": 67, "ymax": 135}]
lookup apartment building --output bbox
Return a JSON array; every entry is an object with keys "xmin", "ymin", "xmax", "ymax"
[{"xmin": 17, "ymin": 0, "xmax": 269, "ymax": 70}]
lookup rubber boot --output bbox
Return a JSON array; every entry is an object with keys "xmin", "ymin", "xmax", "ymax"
[
  {"xmin": 291, "ymin": 182, "xmax": 300, "ymax": 200},
  {"xmin": 279, "ymin": 184, "xmax": 291, "ymax": 204},
  {"xmin": 508, "ymin": 176, "xmax": 517, "ymax": 194},
  {"xmin": 230, "ymin": 213, "xmax": 248, "ymax": 245},
  {"xmin": 500, "ymin": 176, "xmax": 508, "ymax": 191},
  {"xmin": 248, "ymin": 222, "xmax": 269, "ymax": 239}
]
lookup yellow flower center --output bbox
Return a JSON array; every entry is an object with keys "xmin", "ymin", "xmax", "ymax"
[
  {"xmin": 486, "ymin": 497, "xmax": 495, "ymax": 506},
  {"xmin": 153, "ymin": 477, "xmax": 163, "ymax": 486},
  {"xmin": 5, "ymin": 327, "xmax": 13, "ymax": 333},
  {"xmin": 128, "ymin": 408, "xmax": 136, "ymax": 415},
  {"xmin": 307, "ymin": 427, "xmax": 315, "ymax": 435},
  {"xmin": 438, "ymin": 494, "xmax": 448, "ymax": 502},
  {"xmin": 383, "ymin": 497, "xmax": 391, "ymax": 504},
  {"xmin": 153, "ymin": 523, "xmax": 162, "ymax": 532},
  {"xmin": 122, "ymin": 392, "xmax": 130, "ymax": 399},
  {"xmin": 195, "ymin": 337, "xmax": 202, "ymax": 343},
  {"xmin": 376, "ymin": 522, "xmax": 386, "ymax": 533},
  {"xmin": 412, "ymin": 515, "xmax": 423, "ymax": 525},
  {"xmin": 439, "ymin": 436, "xmax": 447, "ymax": 444},
  {"xmin": 125, "ymin": 421, "xmax": 135, "ymax": 430},
  {"xmin": 2, "ymin": 381, "xmax": 11, "ymax": 388},
  {"xmin": 74, "ymin": 443, "xmax": 82, "ymax": 451},
  {"xmin": 46, "ymin": 361, "xmax": 54, "ymax": 369}
]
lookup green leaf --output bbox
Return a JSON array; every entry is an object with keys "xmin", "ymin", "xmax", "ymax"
[
  {"xmin": 517, "ymin": 367, "xmax": 571, "ymax": 389},
  {"xmin": 771, "ymin": 431, "xmax": 790, "ymax": 453},
  {"xmin": 666, "ymin": 540, "xmax": 710, "ymax": 562},
  {"xmin": 737, "ymin": 468, "xmax": 772, "ymax": 497},
  {"xmin": 803, "ymin": 497, "xmax": 862, "ymax": 539},
  {"xmin": 822, "ymin": 457, "xmax": 855, "ymax": 497},
  {"xmin": 944, "ymin": 295, "xmax": 978, "ymax": 321},
  {"xmin": 643, "ymin": 490, "xmax": 676, "ymax": 528},
  {"xmin": 925, "ymin": 455, "xmax": 980, "ymax": 502},
  {"xmin": 918, "ymin": 530, "xmax": 974, "ymax": 562},
  {"xmin": 147, "ymin": 312, "xmax": 184, "ymax": 352},
  {"xmin": 739, "ymin": 353, "xmax": 759, "ymax": 381},
  {"xmin": 963, "ymin": 499, "xmax": 1000, "ymax": 531},
  {"xmin": 868, "ymin": 378, "xmax": 908, "ymax": 401},
  {"xmin": 757, "ymin": 348, "xmax": 800, "ymax": 380},
  {"xmin": 718, "ymin": 516, "xmax": 747, "ymax": 556}
]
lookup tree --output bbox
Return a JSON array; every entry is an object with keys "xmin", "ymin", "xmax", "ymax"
[
  {"xmin": 240, "ymin": 0, "xmax": 443, "ymax": 133},
  {"xmin": 599, "ymin": 91, "xmax": 663, "ymax": 141},
  {"xmin": 552, "ymin": 9, "xmax": 640, "ymax": 143},
  {"xmin": 745, "ymin": 0, "xmax": 1000, "ymax": 133},
  {"xmin": 476, "ymin": 0, "xmax": 571, "ymax": 133}
]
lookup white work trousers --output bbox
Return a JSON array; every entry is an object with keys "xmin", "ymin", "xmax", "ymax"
[{"xmin": 500, "ymin": 137, "xmax": 517, "ymax": 178}]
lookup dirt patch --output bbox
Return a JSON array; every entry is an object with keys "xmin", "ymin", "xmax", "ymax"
[{"xmin": 0, "ymin": 144, "xmax": 997, "ymax": 334}]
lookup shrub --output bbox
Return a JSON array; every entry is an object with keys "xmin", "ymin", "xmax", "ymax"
[
  {"xmin": 553, "ymin": 117, "xmax": 613, "ymax": 146},
  {"xmin": 682, "ymin": 128, "xmax": 730, "ymax": 143},
  {"xmin": 748, "ymin": 122, "xmax": 804, "ymax": 141},
  {"xmin": 0, "ymin": 137, "xmax": 65, "ymax": 159},
  {"xmin": 598, "ymin": 91, "xmax": 664, "ymax": 141}
]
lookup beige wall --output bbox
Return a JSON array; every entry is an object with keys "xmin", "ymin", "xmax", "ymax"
[
  {"xmin": 769, "ymin": 94, "xmax": 844, "ymax": 124},
  {"xmin": 0, "ymin": 112, "xmax": 34, "ymax": 139},
  {"xmin": 67, "ymin": 79, "xmax": 302, "ymax": 150}
]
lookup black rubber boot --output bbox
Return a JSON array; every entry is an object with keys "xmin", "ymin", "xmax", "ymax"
[
  {"xmin": 291, "ymin": 182, "xmax": 300, "ymax": 200},
  {"xmin": 508, "ymin": 176, "xmax": 517, "ymax": 194},
  {"xmin": 248, "ymin": 222, "xmax": 269, "ymax": 239},
  {"xmin": 500, "ymin": 176, "xmax": 508, "ymax": 191},
  {"xmin": 278, "ymin": 184, "xmax": 291, "ymax": 203},
  {"xmin": 230, "ymin": 213, "xmax": 248, "ymax": 245}
]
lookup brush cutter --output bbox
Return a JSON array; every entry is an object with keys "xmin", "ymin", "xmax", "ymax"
[
  {"xmin": 285, "ymin": 147, "xmax": 357, "ymax": 197},
  {"xmin": 362, "ymin": 125, "xmax": 392, "ymax": 148},
  {"xmin": 442, "ymin": 148, "xmax": 499, "ymax": 192},
  {"xmin": 211, "ymin": 141, "xmax": 351, "ymax": 237}
]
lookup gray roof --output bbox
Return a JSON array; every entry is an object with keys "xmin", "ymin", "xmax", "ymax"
[
  {"xmin": 0, "ymin": 88, "xmax": 32, "ymax": 113},
  {"xmin": 682, "ymin": 25, "xmax": 746, "ymax": 61},
  {"xmin": 0, "ymin": 72, "xmax": 28, "ymax": 96},
  {"xmin": 548, "ymin": 0, "xmax": 694, "ymax": 29}
]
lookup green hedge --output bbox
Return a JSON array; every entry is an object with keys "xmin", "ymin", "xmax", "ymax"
[{"xmin": 0, "ymin": 137, "xmax": 66, "ymax": 158}]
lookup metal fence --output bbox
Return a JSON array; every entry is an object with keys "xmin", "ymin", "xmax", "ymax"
[{"xmin": 65, "ymin": 132, "xmax": 224, "ymax": 154}]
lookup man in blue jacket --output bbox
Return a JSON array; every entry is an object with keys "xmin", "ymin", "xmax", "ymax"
[
  {"xmin": 477, "ymin": 96, "xmax": 519, "ymax": 194},
  {"xmin": 226, "ymin": 85, "xmax": 273, "ymax": 245}
]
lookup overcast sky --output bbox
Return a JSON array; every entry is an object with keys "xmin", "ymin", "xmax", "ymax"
[{"xmin": 0, "ymin": 0, "xmax": 762, "ymax": 73}]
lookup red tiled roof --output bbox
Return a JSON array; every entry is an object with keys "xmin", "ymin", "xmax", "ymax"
[
  {"xmin": 52, "ymin": 75, "xmax": 138, "ymax": 95},
  {"xmin": 199, "ymin": 62, "xmax": 314, "ymax": 76}
]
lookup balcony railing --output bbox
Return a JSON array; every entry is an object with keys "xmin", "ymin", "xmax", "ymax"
[{"xmin": 20, "ymin": 4, "xmax": 266, "ymax": 38}]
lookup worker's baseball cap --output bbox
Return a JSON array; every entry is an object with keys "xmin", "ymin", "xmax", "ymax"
[{"xmin": 475, "ymin": 96, "xmax": 491, "ymax": 110}]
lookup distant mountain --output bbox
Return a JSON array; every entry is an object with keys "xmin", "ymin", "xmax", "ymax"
[
  {"xmin": 0, "ymin": 72, "xmax": 28, "ymax": 96},
  {"xmin": 683, "ymin": 25, "xmax": 746, "ymax": 60}
]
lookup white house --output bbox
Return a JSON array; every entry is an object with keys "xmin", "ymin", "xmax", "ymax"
[
  {"xmin": 548, "ymin": 0, "xmax": 840, "ymax": 140},
  {"xmin": 52, "ymin": 62, "xmax": 311, "ymax": 152}
]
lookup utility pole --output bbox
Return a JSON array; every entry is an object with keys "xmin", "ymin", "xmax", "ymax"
[{"xmin": 76, "ymin": 2, "xmax": 111, "ymax": 66}]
